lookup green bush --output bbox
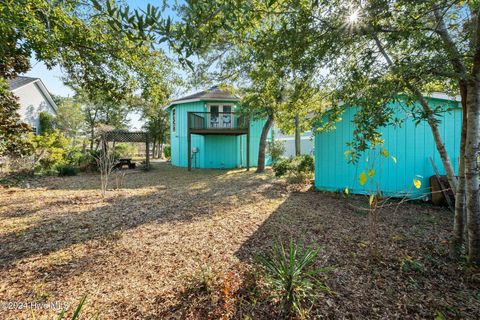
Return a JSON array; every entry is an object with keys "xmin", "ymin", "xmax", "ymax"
[
  {"xmin": 257, "ymin": 239, "xmax": 329, "ymax": 318},
  {"xmin": 272, "ymin": 158, "xmax": 292, "ymax": 177},
  {"xmin": 29, "ymin": 129, "xmax": 68, "ymax": 173},
  {"xmin": 296, "ymin": 155, "xmax": 314, "ymax": 173},
  {"xmin": 273, "ymin": 155, "xmax": 314, "ymax": 181},
  {"xmin": 164, "ymin": 145, "xmax": 171, "ymax": 159},
  {"xmin": 64, "ymin": 147, "xmax": 86, "ymax": 166},
  {"xmin": 57, "ymin": 164, "xmax": 78, "ymax": 176},
  {"xmin": 268, "ymin": 140, "xmax": 285, "ymax": 163}
]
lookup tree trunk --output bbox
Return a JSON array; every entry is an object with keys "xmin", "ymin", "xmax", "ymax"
[
  {"xmin": 371, "ymin": 32, "xmax": 458, "ymax": 193},
  {"xmin": 433, "ymin": 6, "xmax": 470, "ymax": 257},
  {"xmin": 152, "ymin": 138, "xmax": 157, "ymax": 159},
  {"xmin": 452, "ymin": 86, "xmax": 468, "ymax": 256},
  {"xmin": 294, "ymin": 114, "xmax": 301, "ymax": 156},
  {"xmin": 465, "ymin": 80, "xmax": 480, "ymax": 264},
  {"xmin": 256, "ymin": 113, "xmax": 274, "ymax": 173},
  {"xmin": 90, "ymin": 126, "xmax": 95, "ymax": 150},
  {"xmin": 411, "ymin": 89, "xmax": 458, "ymax": 194}
]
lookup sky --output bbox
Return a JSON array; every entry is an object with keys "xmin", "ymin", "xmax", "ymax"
[{"xmin": 25, "ymin": 0, "xmax": 182, "ymax": 130}]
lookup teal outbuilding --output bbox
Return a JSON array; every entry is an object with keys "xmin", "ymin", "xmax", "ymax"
[
  {"xmin": 314, "ymin": 94, "xmax": 462, "ymax": 199},
  {"xmin": 166, "ymin": 86, "xmax": 271, "ymax": 170}
]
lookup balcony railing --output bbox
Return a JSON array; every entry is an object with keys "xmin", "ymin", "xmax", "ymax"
[{"xmin": 188, "ymin": 112, "xmax": 249, "ymax": 131}]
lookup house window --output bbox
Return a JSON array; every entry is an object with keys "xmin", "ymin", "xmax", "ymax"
[
  {"xmin": 172, "ymin": 108, "xmax": 176, "ymax": 132},
  {"xmin": 31, "ymin": 126, "xmax": 38, "ymax": 135}
]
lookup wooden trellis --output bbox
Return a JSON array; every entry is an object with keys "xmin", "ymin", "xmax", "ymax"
[{"xmin": 101, "ymin": 130, "xmax": 150, "ymax": 166}]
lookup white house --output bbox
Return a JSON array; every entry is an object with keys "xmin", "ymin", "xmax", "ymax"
[{"xmin": 8, "ymin": 76, "xmax": 57, "ymax": 134}]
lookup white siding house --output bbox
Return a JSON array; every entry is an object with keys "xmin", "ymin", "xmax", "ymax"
[{"xmin": 8, "ymin": 76, "xmax": 57, "ymax": 134}]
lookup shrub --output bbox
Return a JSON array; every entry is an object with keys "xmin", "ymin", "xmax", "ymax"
[
  {"xmin": 39, "ymin": 111, "xmax": 57, "ymax": 134},
  {"xmin": 273, "ymin": 155, "xmax": 314, "ymax": 183},
  {"xmin": 29, "ymin": 129, "xmax": 69, "ymax": 173},
  {"xmin": 257, "ymin": 239, "xmax": 329, "ymax": 318},
  {"xmin": 64, "ymin": 147, "xmax": 86, "ymax": 166},
  {"xmin": 163, "ymin": 145, "xmax": 171, "ymax": 159},
  {"xmin": 268, "ymin": 140, "xmax": 285, "ymax": 163},
  {"xmin": 57, "ymin": 164, "xmax": 78, "ymax": 176},
  {"xmin": 272, "ymin": 158, "xmax": 292, "ymax": 177},
  {"xmin": 296, "ymin": 155, "xmax": 314, "ymax": 173}
]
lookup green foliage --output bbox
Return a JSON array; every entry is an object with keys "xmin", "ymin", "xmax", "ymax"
[
  {"xmin": 272, "ymin": 158, "xmax": 292, "ymax": 177},
  {"xmin": 273, "ymin": 155, "xmax": 314, "ymax": 179},
  {"xmin": 78, "ymin": 150, "xmax": 100, "ymax": 172},
  {"xmin": 1, "ymin": 0, "xmax": 176, "ymax": 156},
  {"xmin": 55, "ymin": 97, "xmax": 85, "ymax": 140},
  {"xmin": 57, "ymin": 295, "xmax": 99, "ymax": 320},
  {"xmin": 143, "ymin": 109, "xmax": 169, "ymax": 151},
  {"xmin": 56, "ymin": 164, "xmax": 78, "ymax": 177},
  {"xmin": 163, "ymin": 145, "xmax": 171, "ymax": 159},
  {"xmin": 114, "ymin": 143, "xmax": 138, "ymax": 158},
  {"xmin": 29, "ymin": 130, "xmax": 69, "ymax": 172},
  {"xmin": 39, "ymin": 112, "xmax": 56, "ymax": 134},
  {"xmin": 64, "ymin": 147, "xmax": 86, "ymax": 166},
  {"xmin": 257, "ymin": 239, "xmax": 329, "ymax": 318},
  {"xmin": 296, "ymin": 155, "xmax": 314, "ymax": 173},
  {"xmin": 268, "ymin": 140, "xmax": 285, "ymax": 163},
  {"xmin": 0, "ymin": 80, "xmax": 33, "ymax": 157}
]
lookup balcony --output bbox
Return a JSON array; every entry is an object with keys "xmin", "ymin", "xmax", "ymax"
[{"xmin": 188, "ymin": 112, "xmax": 249, "ymax": 135}]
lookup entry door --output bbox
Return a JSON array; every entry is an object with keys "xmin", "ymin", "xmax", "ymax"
[
  {"xmin": 209, "ymin": 105, "xmax": 219, "ymax": 128},
  {"xmin": 208, "ymin": 105, "xmax": 233, "ymax": 128},
  {"xmin": 222, "ymin": 105, "xmax": 232, "ymax": 128}
]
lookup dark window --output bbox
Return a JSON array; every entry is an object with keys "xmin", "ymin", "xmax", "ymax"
[{"xmin": 172, "ymin": 108, "xmax": 176, "ymax": 132}]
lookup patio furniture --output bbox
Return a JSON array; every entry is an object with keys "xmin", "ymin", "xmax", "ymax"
[{"xmin": 115, "ymin": 158, "xmax": 136, "ymax": 170}]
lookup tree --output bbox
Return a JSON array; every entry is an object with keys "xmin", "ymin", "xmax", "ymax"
[
  {"xmin": 0, "ymin": 80, "xmax": 33, "ymax": 157},
  {"xmin": 1, "ymin": 0, "xmax": 175, "ymax": 155},
  {"xmin": 276, "ymin": 80, "xmax": 326, "ymax": 156},
  {"xmin": 54, "ymin": 97, "xmax": 86, "ymax": 144},
  {"xmin": 80, "ymin": 96, "xmax": 130, "ymax": 150},
  {"xmin": 168, "ymin": 1, "xmax": 325, "ymax": 171},
  {"xmin": 315, "ymin": 0, "xmax": 479, "ymax": 263},
  {"xmin": 143, "ymin": 110, "xmax": 169, "ymax": 158}
]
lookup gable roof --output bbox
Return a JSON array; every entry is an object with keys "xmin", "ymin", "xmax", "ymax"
[
  {"xmin": 166, "ymin": 86, "xmax": 240, "ymax": 109},
  {"xmin": 8, "ymin": 76, "xmax": 39, "ymax": 91},
  {"xmin": 8, "ymin": 76, "xmax": 58, "ymax": 113}
]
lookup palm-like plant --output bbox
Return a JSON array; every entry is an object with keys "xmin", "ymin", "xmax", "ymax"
[{"xmin": 257, "ymin": 239, "xmax": 329, "ymax": 318}]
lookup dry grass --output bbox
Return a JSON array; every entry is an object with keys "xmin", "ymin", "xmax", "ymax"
[{"xmin": 0, "ymin": 163, "xmax": 479, "ymax": 319}]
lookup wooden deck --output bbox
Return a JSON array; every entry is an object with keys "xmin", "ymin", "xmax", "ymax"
[
  {"xmin": 190, "ymin": 128, "xmax": 248, "ymax": 136},
  {"xmin": 187, "ymin": 111, "xmax": 250, "ymax": 171}
]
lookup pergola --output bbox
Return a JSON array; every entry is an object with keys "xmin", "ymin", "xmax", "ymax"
[{"xmin": 101, "ymin": 130, "xmax": 150, "ymax": 166}]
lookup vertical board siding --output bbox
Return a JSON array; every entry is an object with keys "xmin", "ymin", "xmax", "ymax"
[
  {"xmin": 169, "ymin": 101, "xmax": 271, "ymax": 169},
  {"xmin": 314, "ymin": 98, "xmax": 461, "ymax": 199},
  {"xmin": 170, "ymin": 101, "xmax": 206, "ymax": 168}
]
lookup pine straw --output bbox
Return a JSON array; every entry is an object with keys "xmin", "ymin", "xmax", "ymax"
[{"xmin": 0, "ymin": 163, "xmax": 479, "ymax": 319}]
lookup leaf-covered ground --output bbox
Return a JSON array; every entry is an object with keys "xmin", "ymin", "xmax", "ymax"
[{"xmin": 0, "ymin": 163, "xmax": 479, "ymax": 319}]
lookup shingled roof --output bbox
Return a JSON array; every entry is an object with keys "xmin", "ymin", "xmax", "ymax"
[
  {"xmin": 8, "ymin": 76, "xmax": 39, "ymax": 91},
  {"xmin": 171, "ymin": 85, "xmax": 240, "ymax": 104}
]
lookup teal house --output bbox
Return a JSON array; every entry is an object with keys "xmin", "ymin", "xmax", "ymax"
[
  {"xmin": 166, "ymin": 86, "xmax": 271, "ymax": 170},
  {"xmin": 314, "ymin": 93, "xmax": 462, "ymax": 199}
]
